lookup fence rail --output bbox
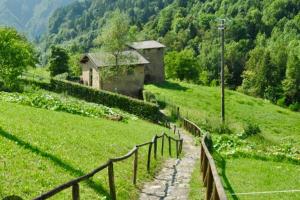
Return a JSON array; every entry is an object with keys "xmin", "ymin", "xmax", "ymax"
[
  {"xmin": 183, "ymin": 118, "xmax": 227, "ymax": 200},
  {"xmin": 34, "ymin": 130, "xmax": 183, "ymax": 200}
]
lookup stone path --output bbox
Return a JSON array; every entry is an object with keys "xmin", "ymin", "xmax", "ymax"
[{"xmin": 139, "ymin": 128, "xmax": 200, "ymax": 200}]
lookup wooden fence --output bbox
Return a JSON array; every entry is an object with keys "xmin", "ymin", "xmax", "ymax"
[
  {"xmin": 34, "ymin": 129, "xmax": 183, "ymax": 200},
  {"xmin": 183, "ymin": 118, "xmax": 227, "ymax": 200}
]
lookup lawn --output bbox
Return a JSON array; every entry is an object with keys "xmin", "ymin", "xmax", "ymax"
[
  {"xmin": 214, "ymin": 157, "xmax": 300, "ymax": 200},
  {"xmin": 0, "ymin": 101, "xmax": 171, "ymax": 199},
  {"xmin": 145, "ymin": 81, "xmax": 300, "ymax": 150},
  {"xmin": 145, "ymin": 80, "xmax": 300, "ymax": 200}
]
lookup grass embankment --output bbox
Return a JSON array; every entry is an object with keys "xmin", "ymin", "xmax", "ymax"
[
  {"xmin": 0, "ymin": 100, "xmax": 172, "ymax": 199},
  {"xmin": 145, "ymin": 81, "xmax": 300, "ymax": 200}
]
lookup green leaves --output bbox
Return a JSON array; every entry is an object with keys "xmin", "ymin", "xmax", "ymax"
[
  {"xmin": 0, "ymin": 27, "xmax": 36, "ymax": 90},
  {"xmin": 48, "ymin": 46, "xmax": 70, "ymax": 77}
]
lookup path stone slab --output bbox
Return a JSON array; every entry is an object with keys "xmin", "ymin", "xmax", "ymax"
[{"xmin": 139, "ymin": 128, "xmax": 200, "ymax": 200}]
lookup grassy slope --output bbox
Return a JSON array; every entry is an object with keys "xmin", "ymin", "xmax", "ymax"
[
  {"xmin": 0, "ymin": 101, "xmax": 169, "ymax": 199},
  {"xmin": 145, "ymin": 81, "xmax": 300, "ymax": 148},
  {"xmin": 145, "ymin": 81, "xmax": 300, "ymax": 200}
]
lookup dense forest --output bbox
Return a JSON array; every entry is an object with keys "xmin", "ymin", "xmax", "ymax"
[{"xmin": 41, "ymin": 0, "xmax": 299, "ymax": 109}]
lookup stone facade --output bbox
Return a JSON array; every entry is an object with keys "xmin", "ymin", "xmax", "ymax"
[
  {"xmin": 139, "ymin": 48, "xmax": 165, "ymax": 83},
  {"xmin": 99, "ymin": 65, "xmax": 145, "ymax": 97},
  {"xmin": 80, "ymin": 51, "xmax": 148, "ymax": 98},
  {"xmin": 129, "ymin": 40, "xmax": 165, "ymax": 84}
]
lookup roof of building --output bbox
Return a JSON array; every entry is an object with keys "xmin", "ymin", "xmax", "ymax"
[
  {"xmin": 81, "ymin": 50, "xmax": 150, "ymax": 67},
  {"xmin": 129, "ymin": 40, "xmax": 166, "ymax": 50}
]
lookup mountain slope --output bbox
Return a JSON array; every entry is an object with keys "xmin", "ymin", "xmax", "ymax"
[
  {"xmin": 0, "ymin": 0, "xmax": 75, "ymax": 39},
  {"xmin": 44, "ymin": 0, "xmax": 175, "ymax": 52}
]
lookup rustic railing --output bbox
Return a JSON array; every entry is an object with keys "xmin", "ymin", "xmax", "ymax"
[
  {"xmin": 183, "ymin": 118, "xmax": 227, "ymax": 200},
  {"xmin": 34, "ymin": 130, "xmax": 183, "ymax": 200}
]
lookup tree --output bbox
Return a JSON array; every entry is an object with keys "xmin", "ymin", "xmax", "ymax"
[
  {"xmin": 0, "ymin": 27, "xmax": 36, "ymax": 90},
  {"xmin": 96, "ymin": 10, "xmax": 135, "ymax": 68},
  {"xmin": 48, "ymin": 46, "xmax": 70, "ymax": 77},
  {"xmin": 165, "ymin": 49, "xmax": 199, "ymax": 82},
  {"xmin": 282, "ymin": 44, "xmax": 300, "ymax": 104}
]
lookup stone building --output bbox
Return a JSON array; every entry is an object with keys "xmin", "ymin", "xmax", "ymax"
[
  {"xmin": 80, "ymin": 50, "xmax": 149, "ymax": 97},
  {"xmin": 128, "ymin": 40, "xmax": 165, "ymax": 83}
]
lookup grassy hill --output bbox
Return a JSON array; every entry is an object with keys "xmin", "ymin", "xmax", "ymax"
[
  {"xmin": 0, "ymin": 100, "xmax": 170, "ymax": 199},
  {"xmin": 145, "ymin": 81, "xmax": 300, "ymax": 149},
  {"xmin": 145, "ymin": 81, "xmax": 300, "ymax": 200}
]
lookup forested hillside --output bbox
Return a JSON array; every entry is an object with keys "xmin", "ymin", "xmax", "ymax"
[
  {"xmin": 0, "ymin": 0, "xmax": 75, "ymax": 39},
  {"xmin": 44, "ymin": 0, "xmax": 300, "ymax": 108}
]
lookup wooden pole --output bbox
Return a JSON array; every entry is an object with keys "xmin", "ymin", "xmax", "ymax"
[
  {"xmin": 161, "ymin": 134, "xmax": 164, "ymax": 156},
  {"xmin": 108, "ymin": 161, "xmax": 116, "ymax": 200},
  {"xmin": 133, "ymin": 148, "xmax": 138, "ymax": 185},
  {"xmin": 154, "ymin": 136, "xmax": 157, "ymax": 160},
  {"xmin": 168, "ymin": 137, "xmax": 172, "ymax": 156},
  {"xmin": 72, "ymin": 183, "xmax": 79, "ymax": 200},
  {"xmin": 219, "ymin": 19, "xmax": 225, "ymax": 123},
  {"xmin": 147, "ymin": 143, "xmax": 153, "ymax": 172},
  {"xmin": 176, "ymin": 140, "xmax": 179, "ymax": 158}
]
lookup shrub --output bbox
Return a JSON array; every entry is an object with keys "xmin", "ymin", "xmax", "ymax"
[
  {"xmin": 214, "ymin": 123, "xmax": 232, "ymax": 134},
  {"xmin": 143, "ymin": 91, "xmax": 157, "ymax": 104},
  {"xmin": 289, "ymin": 102, "xmax": 300, "ymax": 112},
  {"xmin": 243, "ymin": 122, "xmax": 261, "ymax": 137},
  {"xmin": 49, "ymin": 79, "xmax": 161, "ymax": 122}
]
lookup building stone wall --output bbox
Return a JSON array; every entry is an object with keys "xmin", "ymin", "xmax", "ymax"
[
  {"xmin": 81, "ymin": 60, "xmax": 100, "ymax": 89},
  {"xmin": 101, "ymin": 65, "xmax": 145, "ymax": 97},
  {"xmin": 138, "ymin": 48, "xmax": 165, "ymax": 83}
]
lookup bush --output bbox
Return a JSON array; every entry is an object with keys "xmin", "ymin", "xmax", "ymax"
[
  {"xmin": 49, "ymin": 79, "xmax": 161, "ymax": 122},
  {"xmin": 143, "ymin": 91, "xmax": 157, "ymax": 104},
  {"xmin": 289, "ymin": 102, "xmax": 300, "ymax": 112},
  {"xmin": 243, "ymin": 122, "xmax": 261, "ymax": 137},
  {"xmin": 214, "ymin": 123, "xmax": 232, "ymax": 134}
]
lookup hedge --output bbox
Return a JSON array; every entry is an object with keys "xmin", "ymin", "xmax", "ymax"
[{"xmin": 23, "ymin": 78, "xmax": 161, "ymax": 122}]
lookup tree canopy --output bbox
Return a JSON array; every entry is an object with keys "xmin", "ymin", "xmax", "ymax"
[{"xmin": 0, "ymin": 27, "xmax": 36, "ymax": 90}]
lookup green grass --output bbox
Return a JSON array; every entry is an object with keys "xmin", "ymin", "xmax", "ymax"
[
  {"xmin": 189, "ymin": 159, "xmax": 205, "ymax": 200},
  {"xmin": 145, "ymin": 80, "xmax": 300, "ymax": 200},
  {"xmin": 145, "ymin": 81, "xmax": 300, "ymax": 149},
  {"xmin": 0, "ymin": 101, "xmax": 173, "ymax": 199},
  {"xmin": 214, "ymin": 156, "xmax": 300, "ymax": 200}
]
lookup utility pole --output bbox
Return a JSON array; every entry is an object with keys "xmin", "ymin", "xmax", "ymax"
[{"xmin": 219, "ymin": 19, "xmax": 225, "ymax": 123}]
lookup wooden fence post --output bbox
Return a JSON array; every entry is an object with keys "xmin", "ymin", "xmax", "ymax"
[
  {"xmin": 72, "ymin": 183, "xmax": 79, "ymax": 200},
  {"xmin": 161, "ymin": 134, "xmax": 164, "ymax": 156},
  {"xmin": 168, "ymin": 137, "xmax": 172, "ymax": 156},
  {"xmin": 154, "ymin": 136, "xmax": 157, "ymax": 160},
  {"xmin": 147, "ymin": 142, "xmax": 153, "ymax": 172},
  {"xmin": 180, "ymin": 139, "xmax": 183, "ymax": 154},
  {"xmin": 205, "ymin": 165, "xmax": 213, "ymax": 200},
  {"xmin": 133, "ymin": 148, "xmax": 138, "ymax": 185},
  {"xmin": 108, "ymin": 161, "xmax": 116, "ymax": 200},
  {"xmin": 176, "ymin": 140, "xmax": 179, "ymax": 158},
  {"xmin": 174, "ymin": 125, "xmax": 176, "ymax": 134}
]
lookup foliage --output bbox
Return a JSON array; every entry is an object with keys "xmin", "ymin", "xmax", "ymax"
[
  {"xmin": 48, "ymin": 46, "xmax": 70, "ymax": 77},
  {"xmin": 165, "ymin": 49, "xmax": 199, "ymax": 82},
  {"xmin": 95, "ymin": 10, "xmax": 135, "ymax": 67},
  {"xmin": 49, "ymin": 79, "xmax": 161, "ymax": 122},
  {"xmin": 69, "ymin": 53, "xmax": 82, "ymax": 77},
  {"xmin": 0, "ymin": 91, "xmax": 128, "ymax": 121},
  {"xmin": 41, "ymin": 0, "xmax": 300, "ymax": 107},
  {"xmin": 241, "ymin": 122, "xmax": 261, "ymax": 138},
  {"xmin": 0, "ymin": 27, "xmax": 36, "ymax": 90}
]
